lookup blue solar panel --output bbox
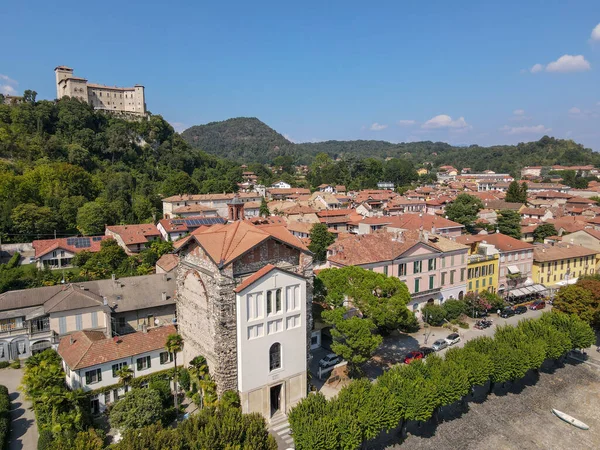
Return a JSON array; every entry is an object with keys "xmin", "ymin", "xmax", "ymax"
[{"xmin": 92, "ymin": 236, "xmax": 103, "ymax": 242}]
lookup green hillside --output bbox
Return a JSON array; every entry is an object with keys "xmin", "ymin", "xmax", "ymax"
[{"xmin": 182, "ymin": 118, "xmax": 600, "ymax": 173}]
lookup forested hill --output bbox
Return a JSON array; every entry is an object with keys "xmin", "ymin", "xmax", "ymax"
[{"xmin": 182, "ymin": 117, "xmax": 600, "ymax": 173}]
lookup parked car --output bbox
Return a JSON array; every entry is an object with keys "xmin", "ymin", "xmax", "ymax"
[
  {"xmin": 318, "ymin": 353, "xmax": 341, "ymax": 369},
  {"xmin": 445, "ymin": 333, "xmax": 461, "ymax": 345},
  {"xmin": 419, "ymin": 347, "xmax": 435, "ymax": 357},
  {"xmin": 529, "ymin": 300, "xmax": 546, "ymax": 310},
  {"xmin": 500, "ymin": 307, "xmax": 515, "ymax": 318},
  {"xmin": 432, "ymin": 339, "xmax": 449, "ymax": 351},
  {"xmin": 514, "ymin": 305, "xmax": 528, "ymax": 315},
  {"xmin": 403, "ymin": 351, "xmax": 423, "ymax": 364}
]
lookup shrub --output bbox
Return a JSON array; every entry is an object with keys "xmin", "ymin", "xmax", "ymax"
[
  {"xmin": 458, "ymin": 321, "xmax": 469, "ymax": 329},
  {"xmin": 443, "ymin": 299, "xmax": 468, "ymax": 320},
  {"xmin": 0, "ymin": 385, "xmax": 10, "ymax": 448},
  {"xmin": 37, "ymin": 429, "xmax": 54, "ymax": 450},
  {"xmin": 148, "ymin": 379, "xmax": 172, "ymax": 407},
  {"xmin": 178, "ymin": 368, "xmax": 190, "ymax": 392},
  {"xmin": 422, "ymin": 304, "xmax": 446, "ymax": 326},
  {"xmin": 0, "ymin": 362, "xmax": 9, "ymax": 369},
  {"xmin": 9, "ymin": 360, "xmax": 20, "ymax": 369},
  {"xmin": 109, "ymin": 388, "xmax": 164, "ymax": 431}
]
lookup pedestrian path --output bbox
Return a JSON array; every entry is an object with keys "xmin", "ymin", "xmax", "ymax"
[{"xmin": 269, "ymin": 413, "xmax": 294, "ymax": 449}]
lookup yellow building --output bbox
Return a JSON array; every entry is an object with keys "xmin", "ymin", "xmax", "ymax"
[
  {"xmin": 417, "ymin": 168, "xmax": 429, "ymax": 176},
  {"xmin": 532, "ymin": 243, "xmax": 599, "ymax": 289},
  {"xmin": 465, "ymin": 241, "xmax": 500, "ymax": 294}
]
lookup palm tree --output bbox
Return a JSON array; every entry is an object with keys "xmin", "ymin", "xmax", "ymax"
[
  {"xmin": 165, "ymin": 333, "xmax": 184, "ymax": 410},
  {"xmin": 116, "ymin": 366, "xmax": 134, "ymax": 394},
  {"xmin": 188, "ymin": 355, "xmax": 209, "ymax": 381}
]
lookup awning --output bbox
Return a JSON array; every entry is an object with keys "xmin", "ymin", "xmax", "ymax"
[
  {"xmin": 507, "ymin": 265, "xmax": 520, "ymax": 274},
  {"xmin": 506, "ymin": 283, "xmax": 547, "ymax": 298}
]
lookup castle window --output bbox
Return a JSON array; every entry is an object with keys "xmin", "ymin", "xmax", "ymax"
[
  {"xmin": 266, "ymin": 289, "xmax": 282, "ymax": 315},
  {"xmin": 269, "ymin": 343, "xmax": 281, "ymax": 371}
]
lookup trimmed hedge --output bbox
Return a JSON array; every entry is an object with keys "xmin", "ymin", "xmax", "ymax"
[
  {"xmin": 289, "ymin": 311, "xmax": 595, "ymax": 450},
  {"xmin": 0, "ymin": 385, "xmax": 10, "ymax": 449}
]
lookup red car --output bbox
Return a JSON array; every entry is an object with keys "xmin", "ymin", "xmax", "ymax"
[
  {"xmin": 404, "ymin": 351, "xmax": 424, "ymax": 364},
  {"xmin": 529, "ymin": 300, "xmax": 546, "ymax": 310}
]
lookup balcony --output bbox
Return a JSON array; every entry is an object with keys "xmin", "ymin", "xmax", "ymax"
[
  {"xmin": 468, "ymin": 254, "xmax": 497, "ymax": 264},
  {"xmin": 411, "ymin": 287, "xmax": 442, "ymax": 299}
]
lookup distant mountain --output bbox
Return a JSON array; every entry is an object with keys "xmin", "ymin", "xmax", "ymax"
[
  {"xmin": 181, "ymin": 117, "xmax": 293, "ymax": 162},
  {"xmin": 181, "ymin": 118, "xmax": 600, "ymax": 173}
]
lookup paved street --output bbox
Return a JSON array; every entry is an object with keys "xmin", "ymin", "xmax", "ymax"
[{"xmin": 0, "ymin": 368, "xmax": 38, "ymax": 450}]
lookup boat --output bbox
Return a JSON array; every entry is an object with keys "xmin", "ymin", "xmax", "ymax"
[{"xmin": 552, "ymin": 409, "xmax": 590, "ymax": 430}]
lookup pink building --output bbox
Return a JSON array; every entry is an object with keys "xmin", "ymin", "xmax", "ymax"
[
  {"xmin": 456, "ymin": 233, "xmax": 534, "ymax": 297},
  {"xmin": 327, "ymin": 230, "xmax": 468, "ymax": 311}
]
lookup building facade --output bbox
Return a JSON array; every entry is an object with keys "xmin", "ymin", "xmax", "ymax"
[
  {"xmin": 532, "ymin": 243, "xmax": 599, "ymax": 290},
  {"xmin": 465, "ymin": 242, "xmax": 500, "ymax": 295},
  {"xmin": 175, "ymin": 221, "xmax": 313, "ymax": 421},
  {"xmin": 55, "ymin": 66, "xmax": 146, "ymax": 116}
]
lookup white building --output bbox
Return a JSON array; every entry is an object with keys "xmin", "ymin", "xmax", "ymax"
[
  {"xmin": 271, "ymin": 181, "xmax": 292, "ymax": 189},
  {"xmin": 58, "ymin": 325, "xmax": 176, "ymax": 414},
  {"xmin": 234, "ymin": 265, "xmax": 307, "ymax": 418}
]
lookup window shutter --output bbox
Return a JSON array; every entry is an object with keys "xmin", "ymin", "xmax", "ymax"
[
  {"xmin": 85, "ymin": 371, "xmax": 92, "ymax": 384},
  {"xmin": 147, "ymin": 356, "xmax": 151, "ymax": 369},
  {"xmin": 112, "ymin": 364, "xmax": 118, "ymax": 378},
  {"xmin": 137, "ymin": 358, "xmax": 142, "ymax": 371},
  {"xmin": 97, "ymin": 369, "xmax": 102, "ymax": 382}
]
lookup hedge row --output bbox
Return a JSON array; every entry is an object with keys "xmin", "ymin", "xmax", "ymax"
[
  {"xmin": 289, "ymin": 311, "xmax": 595, "ymax": 450},
  {"xmin": 0, "ymin": 385, "xmax": 10, "ymax": 449}
]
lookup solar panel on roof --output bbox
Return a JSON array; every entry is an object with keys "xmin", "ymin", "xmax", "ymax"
[
  {"xmin": 92, "ymin": 236, "xmax": 103, "ymax": 242},
  {"xmin": 66, "ymin": 237, "xmax": 77, "ymax": 246}
]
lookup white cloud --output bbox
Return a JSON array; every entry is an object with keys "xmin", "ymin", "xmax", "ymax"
[
  {"xmin": 397, "ymin": 120, "xmax": 416, "ymax": 126},
  {"xmin": 513, "ymin": 109, "xmax": 525, "ymax": 116},
  {"xmin": 169, "ymin": 121, "xmax": 187, "ymax": 133},
  {"xmin": 530, "ymin": 63, "xmax": 544, "ymax": 73},
  {"xmin": 283, "ymin": 133, "xmax": 297, "ymax": 143},
  {"xmin": 568, "ymin": 107, "xmax": 581, "ymax": 115},
  {"xmin": 501, "ymin": 124, "xmax": 552, "ymax": 135},
  {"xmin": 0, "ymin": 74, "xmax": 18, "ymax": 96},
  {"xmin": 369, "ymin": 122, "xmax": 388, "ymax": 131},
  {"xmin": 546, "ymin": 54, "xmax": 591, "ymax": 73},
  {"xmin": 422, "ymin": 114, "xmax": 470, "ymax": 130},
  {"xmin": 592, "ymin": 23, "xmax": 600, "ymax": 41}
]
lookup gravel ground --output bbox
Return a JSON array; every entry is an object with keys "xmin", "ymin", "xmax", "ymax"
[{"xmin": 387, "ymin": 362, "xmax": 600, "ymax": 450}]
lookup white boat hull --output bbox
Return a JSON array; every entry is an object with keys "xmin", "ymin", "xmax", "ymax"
[{"xmin": 552, "ymin": 409, "xmax": 590, "ymax": 430}]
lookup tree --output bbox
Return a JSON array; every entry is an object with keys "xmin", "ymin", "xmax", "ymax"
[
  {"xmin": 421, "ymin": 304, "xmax": 446, "ymax": 326},
  {"xmin": 116, "ymin": 366, "xmax": 134, "ymax": 394},
  {"xmin": 308, "ymin": 223, "xmax": 335, "ymax": 263},
  {"xmin": 443, "ymin": 299, "xmax": 467, "ymax": 320},
  {"xmin": 445, "ymin": 194, "xmax": 484, "ymax": 230},
  {"xmin": 505, "ymin": 180, "xmax": 526, "ymax": 203},
  {"xmin": 259, "ymin": 197, "xmax": 270, "ymax": 217},
  {"xmin": 533, "ymin": 223, "xmax": 557, "ymax": 243},
  {"xmin": 80, "ymin": 239, "xmax": 127, "ymax": 278},
  {"xmin": 322, "ymin": 308, "xmax": 382, "ymax": 372},
  {"xmin": 497, "ymin": 209, "xmax": 521, "ymax": 239},
  {"xmin": 10, "ymin": 203, "xmax": 57, "ymax": 240},
  {"xmin": 553, "ymin": 284, "xmax": 598, "ymax": 325},
  {"xmin": 76, "ymin": 199, "xmax": 114, "ymax": 235},
  {"xmin": 23, "ymin": 90, "xmax": 38, "ymax": 104},
  {"xmin": 165, "ymin": 333, "xmax": 184, "ymax": 411},
  {"xmin": 109, "ymin": 388, "xmax": 164, "ymax": 430}
]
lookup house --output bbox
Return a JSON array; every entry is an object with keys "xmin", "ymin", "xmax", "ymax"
[
  {"xmin": 477, "ymin": 209, "xmax": 498, "ymax": 225},
  {"xmin": 317, "ymin": 184, "xmax": 336, "ymax": 193},
  {"xmin": 175, "ymin": 220, "xmax": 313, "ymax": 422},
  {"xmin": 243, "ymin": 201, "xmax": 262, "ymax": 218},
  {"xmin": 271, "ymin": 180, "xmax": 291, "ymax": 189},
  {"xmin": 562, "ymin": 229, "xmax": 600, "ymax": 253},
  {"xmin": 456, "ymin": 233, "xmax": 535, "ymax": 300},
  {"xmin": 520, "ymin": 208, "xmax": 553, "ymax": 222},
  {"xmin": 267, "ymin": 188, "xmax": 311, "ymax": 201},
  {"xmin": 58, "ymin": 325, "xmax": 176, "ymax": 414},
  {"xmin": 532, "ymin": 243, "xmax": 599, "ymax": 291},
  {"xmin": 0, "ymin": 273, "xmax": 176, "ymax": 362},
  {"xmin": 162, "ymin": 193, "xmax": 263, "ymax": 219},
  {"xmin": 171, "ymin": 204, "xmax": 219, "ymax": 218},
  {"xmin": 385, "ymin": 213, "xmax": 465, "ymax": 238},
  {"xmin": 327, "ymin": 229, "xmax": 468, "ymax": 310},
  {"xmin": 156, "ymin": 254, "xmax": 179, "ymax": 274},
  {"xmin": 311, "ymin": 193, "xmax": 340, "ymax": 210},
  {"xmin": 417, "ymin": 168, "xmax": 429, "ymax": 176},
  {"xmin": 157, "ymin": 216, "xmax": 227, "ymax": 241},
  {"xmin": 377, "ymin": 181, "xmax": 395, "ymax": 190},
  {"xmin": 32, "ymin": 236, "xmax": 109, "ymax": 269},
  {"xmin": 463, "ymin": 241, "xmax": 500, "ymax": 295},
  {"xmin": 105, "ymin": 224, "xmax": 161, "ymax": 253}
]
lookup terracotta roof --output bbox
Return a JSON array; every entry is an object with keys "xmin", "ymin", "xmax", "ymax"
[
  {"xmin": 455, "ymin": 233, "xmax": 534, "ymax": 252},
  {"xmin": 58, "ymin": 325, "xmax": 177, "ymax": 370},
  {"xmin": 33, "ymin": 236, "xmax": 108, "ymax": 258},
  {"xmin": 286, "ymin": 221, "xmax": 316, "ymax": 234},
  {"xmin": 547, "ymin": 217, "xmax": 590, "ymax": 233},
  {"xmin": 317, "ymin": 209, "xmax": 356, "ymax": 218},
  {"xmin": 533, "ymin": 191, "xmax": 572, "ymax": 199},
  {"xmin": 520, "ymin": 208, "xmax": 548, "ymax": 216},
  {"xmin": 566, "ymin": 196, "xmax": 594, "ymax": 205},
  {"xmin": 179, "ymin": 221, "xmax": 309, "ymax": 266},
  {"xmin": 106, "ymin": 224, "xmax": 160, "ymax": 245},
  {"xmin": 156, "ymin": 254, "xmax": 179, "ymax": 272},
  {"xmin": 234, "ymin": 264, "xmax": 277, "ymax": 293},
  {"xmin": 173, "ymin": 204, "xmax": 218, "ymax": 214},
  {"xmin": 162, "ymin": 193, "xmax": 260, "ymax": 202},
  {"xmin": 268, "ymin": 188, "xmax": 311, "ymax": 195},
  {"xmin": 484, "ymin": 200, "xmax": 524, "ymax": 211},
  {"xmin": 533, "ymin": 243, "xmax": 598, "ymax": 262},
  {"xmin": 328, "ymin": 232, "xmax": 420, "ymax": 266},
  {"xmin": 387, "ymin": 213, "xmax": 464, "ymax": 231}
]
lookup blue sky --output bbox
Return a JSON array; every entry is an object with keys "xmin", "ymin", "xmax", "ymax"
[{"xmin": 1, "ymin": 1, "xmax": 600, "ymax": 149}]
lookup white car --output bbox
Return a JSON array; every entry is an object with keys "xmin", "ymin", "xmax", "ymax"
[
  {"xmin": 318, "ymin": 353, "xmax": 341, "ymax": 369},
  {"xmin": 445, "ymin": 333, "xmax": 461, "ymax": 345}
]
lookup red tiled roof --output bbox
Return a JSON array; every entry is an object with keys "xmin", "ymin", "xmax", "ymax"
[
  {"xmin": 106, "ymin": 224, "xmax": 160, "ymax": 245},
  {"xmin": 33, "ymin": 236, "xmax": 108, "ymax": 258},
  {"xmin": 234, "ymin": 264, "xmax": 277, "ymax": 293},
  {"xmin": 156, "ymin": 254, "xmax": 179, "ymax": 272},
  {"xmin": 58, "ymin": 325, "xmax": 176, "ymax": 370},
  {"xmin": 455, "ymin": 233, "xmax": 534, "ymax": 252}
]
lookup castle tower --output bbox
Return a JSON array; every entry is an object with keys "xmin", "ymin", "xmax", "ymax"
[
  {"xmin": 54, "ymin": 66, "xmax": 73, "ymax": 99},
  {"xmin": 227, "ymin": 194, "xmax": 245, "ymax": 221}
]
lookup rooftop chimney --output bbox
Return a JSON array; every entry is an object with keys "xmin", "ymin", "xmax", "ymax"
[
  {"xmin": 142, "ymin": 323, "xmax": 148, "ymax": 333},
  {"xmin": 69, "ymin": 336, "xmax": 74, "ymax": 345},
  {"xmin": 103, "ymin": 296, "xmax": 108, "ymax": 306},
  {"xmin": 162, "ymin": 292, "xmax": 167, "ymax": 301}
]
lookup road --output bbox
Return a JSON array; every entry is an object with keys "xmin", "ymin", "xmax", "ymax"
[{"xmin": 0, "ymin": 368, "xmax": 38, "ymax": 450}]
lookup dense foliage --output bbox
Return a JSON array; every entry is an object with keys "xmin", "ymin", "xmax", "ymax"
[
  {"xmin": 0, "ymin": 385, "xmax": 9, "ymax": 449},
  {"xmin": 533, "ymin": 223, "xmax": 558, "ymax": 243},
  {"xmin": 0, "ymin": 97, "xmax": 242, "ymax": 244},
  {"xmin": 289, "ymin": 312, "xmax": 595, "ymax": 450},
  {"xmin": 111, "ymin": 406, "xmax": 277, "ymax": 450},
  {"xmin": 445, "ymin": 194, "xmax": 483, "ymax": 231},
  {"xmin": 505, "ymin": 181, "xmax": 528, "ymax": 203},
  {"xmin": 109, "ymin": 388, "xmax": 165, "ymax": 430},
  {"xmin": 496, "ymin": 209, "xmax": 522, "ymax": 239},
  {"xmin": 554, "ymin": 277, "xmax": 600, "ymax": 328},
  {"xmin": 308, "ymin": 223, "xmax": 335, "ymax": 263}
]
